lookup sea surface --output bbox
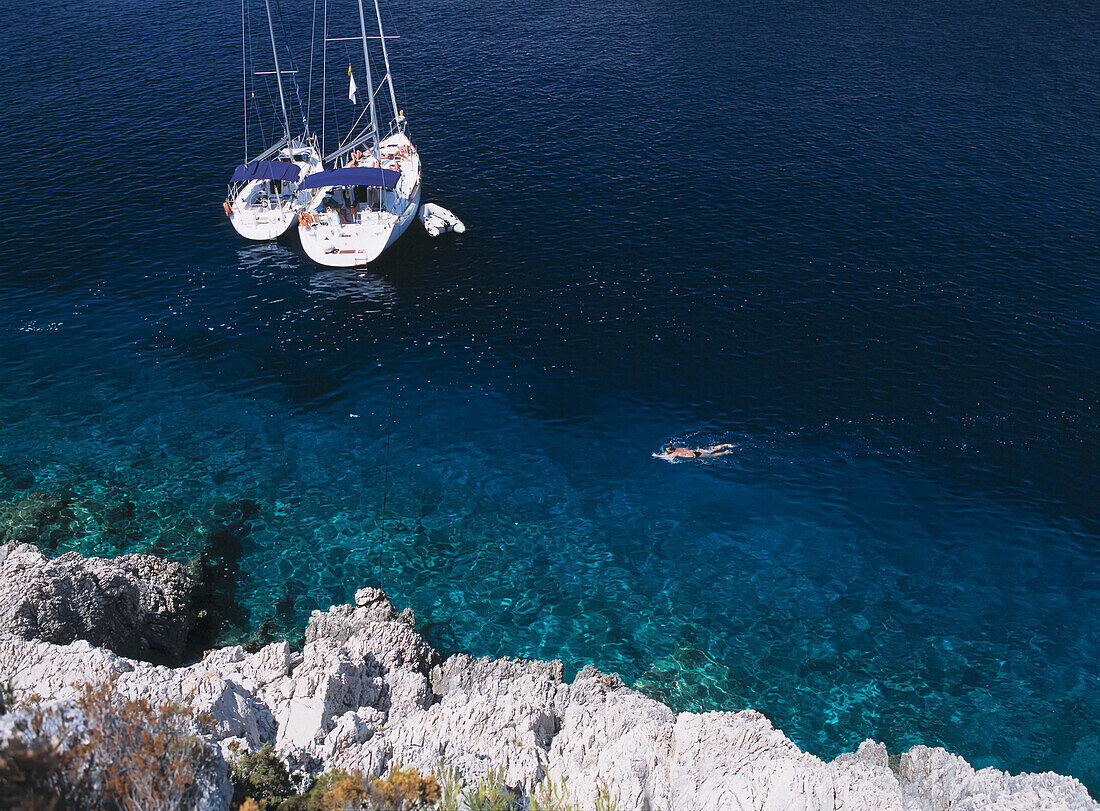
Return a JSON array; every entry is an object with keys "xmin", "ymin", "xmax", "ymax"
[{"xmin": 1, "ymin": 0, "xmax": 1097, "ymax": 794}]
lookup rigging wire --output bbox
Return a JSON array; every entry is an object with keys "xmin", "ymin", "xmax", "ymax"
[
  {"xmin": 335, "ymin": 43, "xmax": 386, "ymax": 152},
  {"xmin": 306, "ymin": 0, "xmax": 318, "ymax": 128},
  {"xmin": 371, "ymin": 0, "xmax": 399, "ymax": 125},
  {"xmin": 245, "ymin": 5, "xmax": 270, "ymax": 153},
  {"xmin": 378, "ymin": 370, "xmax": 395, "ymax": 588},
  {"xmin": 338, "ymin": 103, "xmax": 372, "ymax": 152},
  {"xmin": 383, "ymin": 6, "xmax": 405, "ymax": 131},
  {"xmin": 260, "ymin": 75, "xmax": 279, "ymax": 145},
  {"xmin": 327, "ymin": 41, "xmax": 358, "ymax": 151},
  {"xmin": 389, "ymin": 10, "xmax": 410, "ymax": 134},
  {"xmin": 272, "ymin": 0, "xmax": 309, "ymax": 137}
]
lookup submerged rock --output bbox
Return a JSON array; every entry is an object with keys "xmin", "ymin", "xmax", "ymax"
[
  {"xmin": 186, "ymin": 497, "xmax": 259, "ymax": 652},
  {"xmin": 634, "ymin": 638, "xmax": 741, "ymax": 711},
  {"xmin": 0, "ymin": 462, "xmax": 35, "ymax": 492},
  {"xmin": 0, "ymin": 491, "xmax": 79, "ymax": 549},
  {"xmin": 0, "ymin": 583, "xmax": 1094, "ymax": 810},
  {"xmin": 0, "ymin": 542, "xmax": 197, "ymax": 663}
]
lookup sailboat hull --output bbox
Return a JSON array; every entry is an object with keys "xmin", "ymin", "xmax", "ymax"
[
  {"xmin": 229, "ymin": 201, "xmax": 301, "ymax": 241},
  {"xmin": 226, "ymin": 144, "xmax": 323, "ymax": 242},
  {"xmin": 298, "ymin": 184, "xmax": 421, "ymax": 267},
  {"xmin": 297, "ymin": 131, "xmax": 422, "ymax": 267}
]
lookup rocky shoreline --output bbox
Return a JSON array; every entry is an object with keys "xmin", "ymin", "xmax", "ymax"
[{"xmin": 0, "ymin": 542, "xmax": 1096, "ymax": 810}]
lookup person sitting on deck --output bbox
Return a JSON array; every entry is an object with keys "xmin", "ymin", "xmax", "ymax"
[{"xmin": 653, "ymin": 443, "xmax": 737, "ymax": 461}]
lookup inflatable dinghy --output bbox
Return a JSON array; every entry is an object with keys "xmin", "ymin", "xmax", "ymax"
[{"xmin": 419, "ymin": 203, "xmax": 466, "ymax": 237}]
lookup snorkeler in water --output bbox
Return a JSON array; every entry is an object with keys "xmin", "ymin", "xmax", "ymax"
[{"xmin": 653, "ymin": 443, "xmax": 737, "ymax": 461}]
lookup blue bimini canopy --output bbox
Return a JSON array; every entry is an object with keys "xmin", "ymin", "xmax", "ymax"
[
  {"xmin": 230, "ymin": 160, "xmax": 302, "ymax": 184},
  {"xmin": 298, "ymin": 167, "xmax": 401, "ymax": 191}
]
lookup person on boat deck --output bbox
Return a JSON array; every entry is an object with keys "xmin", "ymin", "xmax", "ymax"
[
  {"xmin": 331, "ymin": 189, "xmax": 350, "ymax": 223},
  {"xmin": 653, "ymin": 443, "xmax": 737, "ymax": 461}
]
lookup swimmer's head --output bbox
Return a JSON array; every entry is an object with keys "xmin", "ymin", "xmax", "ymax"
[{"xmin": 666, "ymin": 444, "xmax": 676, "ymax": 453}]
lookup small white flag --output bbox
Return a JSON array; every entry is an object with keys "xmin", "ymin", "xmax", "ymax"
[{"xmin": 348, "ymin": 66, "xmax": 357, "ymax": 104}]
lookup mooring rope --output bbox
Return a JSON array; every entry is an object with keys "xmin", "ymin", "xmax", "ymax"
[{"xmin": 378, "ymin": 368, "xmax": 395, "ymax": 587}]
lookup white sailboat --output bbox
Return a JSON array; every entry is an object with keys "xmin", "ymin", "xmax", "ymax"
[
  {"xmin": 224, "ymin": 0, "xmax": 323, "ymax": 241},
  {"xmin": 297, "ymin": 0, "xmax": 421, "ymax": 267}
]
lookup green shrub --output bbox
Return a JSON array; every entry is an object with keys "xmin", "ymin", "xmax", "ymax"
[
  {"xmin": 230, "ymin": 743, "xmax": 295, "ymax": 809},
  {"xmin": 433, "ymin": 764, "xmax": 463, "ymax": 811},
  {"xmin": 530, "ymin": 776, "xmax": 581, "ymax": 811},
  {"xmin": 462, "ymin": 767, "xmax": 515, "ymax": 811},
  {"xmin": 594, "ymin": 780, "xmax": 620, "ymax": 811}
]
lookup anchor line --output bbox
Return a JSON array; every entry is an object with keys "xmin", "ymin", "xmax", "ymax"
[{"xmin": 378, "ymin": 367, "xmax": 395, "ymax": 588}]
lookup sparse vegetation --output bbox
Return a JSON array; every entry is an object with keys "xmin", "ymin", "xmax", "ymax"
[
  {"xmin": 0, "ymin": 734, "xmax": 65, "ymax": 810},
  {"xmin": 462, "ymin": 767, "xmax": 515, "ymax": 811},
  {"xmin": 530, "ymin": 776, "xmax": 581, "ymax": 811},
  {"xmin": 231, "ymin": 763, "xmax": 443, "ymax": 811},
  {"xmin": 301, "ymin": 768, "xmax": 371, "ymax": 809},
  {"xmin": 2, "ymin": 689, "xmax": 610, "ymax": 811},
  {"xmin": 368, "ymin": 765, "xmax": 442, "ymax": 809},
  {"xmin": 0, "ymin": 679, "xmax": 220, "ymax": 810},
  {"xmin": 594, "ymin": 780, "xmax": 620, "ymax": 811},
  {"xmin": 434, "ymin": 764, "xmax": 463, "ymax": 811}
]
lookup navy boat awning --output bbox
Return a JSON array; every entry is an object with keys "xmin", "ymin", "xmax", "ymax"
[
  {"xmin": 230, "ymin": 160, "xmax": 302, "ymax": 184},
  {"xmin": 298, "ymin": 167, "xmax": 401, "ymax": 191}
]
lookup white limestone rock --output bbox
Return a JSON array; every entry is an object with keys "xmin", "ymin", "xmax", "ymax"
[
  {"xmin": 901, "ymin": 745, "xmax": 1096, "ymax": 811},
  {"xmin": 547, "ymin": 664, "xmax": 677, "ymax": 809},
  {"xmin": 1, "ymin": 584, "xmax": 1096, "ymax": 811},
  {"xmin": 831, "ymin": 740, "xmax": 904, "ymax": 810}
]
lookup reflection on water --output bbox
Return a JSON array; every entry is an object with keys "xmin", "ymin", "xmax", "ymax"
[
  {"xmin": 308, "ymin": 269, "xmax": 398, "ymax": 309},
  {"xmin": 236, "ymin": 242, "xmax": 302, "ymax": 276}
]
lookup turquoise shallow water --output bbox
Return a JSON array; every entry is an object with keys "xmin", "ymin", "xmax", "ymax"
[{"xmin": 1, "ymin": 0, "xmax": 1098, "ymax": 794}]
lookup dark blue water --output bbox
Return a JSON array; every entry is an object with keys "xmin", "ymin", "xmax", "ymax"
[{"xmin": 2, "ymin": 0, "xmax": 1097, "ymax": 793}]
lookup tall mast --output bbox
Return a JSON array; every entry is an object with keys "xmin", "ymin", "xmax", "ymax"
[
  {"xmin": 264, "ymin": 0, "xmax": 292, "ymax": 143},
  {"xmin": 356, "ymin": 0, "xmax": 381, "ymax": 160},
  {"xmin": 373, "ymin": 0, "xmax": 400, "ymax": 126},
  {"xmin": 321, "ymin": 0, "xmax": 328, "ymax": 156},
  {"xmin": 242, "ymin": 0, "xmax": 248, "ymax": 160}
]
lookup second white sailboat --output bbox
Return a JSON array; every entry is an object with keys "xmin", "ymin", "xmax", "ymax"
[{"xmin": 225, "ymin": 0, "xmax": 323, "ymax": 242}]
